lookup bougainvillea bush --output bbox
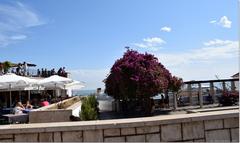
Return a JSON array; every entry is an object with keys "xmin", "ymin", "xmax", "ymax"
[
  {"xmin": 104, "ymin": 49, "xmax": 182, "ymax": 116},
  {"xmin": 219, "ymin": 90, "xmax": 239, "ymax": 106}
]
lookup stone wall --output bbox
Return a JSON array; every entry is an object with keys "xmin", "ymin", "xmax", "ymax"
[
  {"xmin": 29, "ymin": 109, "xmax": 72, "ymax": 123},
  {"xmin": 0, "ymin": 110, "xmax": 238, "ymax": 142}
]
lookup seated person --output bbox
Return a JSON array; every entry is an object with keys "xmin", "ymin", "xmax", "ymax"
[
  {"xmin": 25, "ymin": 101, "xmax": 33, "ymax": 109},
  {"xmin": 13, "ymin": 102, "xmax": 25, "ymax": 114},
  {"xmin": 40, "ymin": 99, "xmax": 50, "ymax": 107}
]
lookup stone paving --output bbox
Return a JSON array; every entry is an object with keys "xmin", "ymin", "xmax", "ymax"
[{"xmin": 99, "ymin": 104, "xmax": 237, "ymax": 120}]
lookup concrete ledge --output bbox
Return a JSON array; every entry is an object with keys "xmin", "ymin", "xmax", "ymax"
[
  {"xmin": 187, "ymin": 106, "xmax": 239, "ymax": 113},
  {"xmin": 0, "ymin": 109, "xmax": 238, "ymax": 134},
  {"xmin": 67, "ymin": 101, "xmax": 82, "ymax": 110},
  {"xmin": 35, "ymin": 96, "xmax": 81, "ymax": 111}
]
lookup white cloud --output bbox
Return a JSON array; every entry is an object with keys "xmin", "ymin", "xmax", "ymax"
[
  {"xmin": 143, "ymin": 37, "xmax": 165, "ymax": 44},
  {"xmin": 210, "ymin": 16, "xmax": 232, "ymax": 28},
  {"xmin": 169, "ymin": 60, "xmax": 238, "ymax": 81},
  {"xmin": 219, "ymin": 16, "xmax": 232, "ymax": 28},
  {"xmin": 209, "ymin": 20, "xmax": 217, "ymax": 24},
  {"xmin": 203, "ymin": 39, "xmax": 233, "ymax": 46},
  {"xmin": 68, "ymin": 69, "xmax": 109, "ymax": 90},
  {"xmin": 161, "ymin": 26, "xmax": 172, "ymax": 32},
  {"xmin": 0, "ymin": 2, "xmax": 45, "ymax": 47},
  {"xmin": 133, "ymin": 37, "xmax": 166, "ymax": 51},
  {"xmin": 10, "ymin": 35, "xmax": 27, "ymax": 40},
  {"xmin": 156, "ymin": 39, "xmax": 238, "ymax": 66},
  {"xmin": 155, "ymin": 39, "xmax": 238, "ymax": 81}
]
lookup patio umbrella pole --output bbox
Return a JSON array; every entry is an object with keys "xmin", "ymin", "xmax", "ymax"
[
  {"xmin": 19, "ymin": 91, "xmax": 21, "ymax": 102},
  {"xmin": 28, "ymin": 90, "xmax": 30, "ymax": 101},
  {"xmin": 55, "ymin": 83, "xmax": 57, "ymax": 101},
  {"xmin": 9, "ymin": 84, "xmax": 12, "ymax": 108}
]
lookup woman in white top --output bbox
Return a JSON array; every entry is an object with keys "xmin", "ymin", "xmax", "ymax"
[{"xmin": 14, "ymin": 102, "xmax": 25, "ymax": 114}]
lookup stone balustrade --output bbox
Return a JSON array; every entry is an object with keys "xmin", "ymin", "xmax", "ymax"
[
  {"xmin": 182, "ymin": 78, "xmax": 239, "ymax": 108},
  {"xmin": 0, "ymin": 109, "xmax": 238, "ymax": 142}
]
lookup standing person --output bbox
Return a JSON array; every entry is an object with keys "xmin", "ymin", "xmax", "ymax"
[
  {"xmin": 16, "ymin": 63, "xmax": 21, "ymax": 75},
  {"xmin": 47, "ymin": 70, "xmax": 51, "ymax": 77},
  {"xmin": 37, "ymin": 69, "xmax": 41, "ymax": 77},
  {"xmin": 0, "ymin": 62, "xmax": 3, "ymax": 75},
  {"xmin": 57, "ymin": 67, "xmax": 62, "ymax": 76},
  {"xmin": 160, "ymin": 94, "xmax": 165, "ymax": 108},
  {"xmin": 178, "ymin": 95, "xmax": 184, "ymax": 106},
  {"xmin": 41, "ymin": 68, "xmax": 44, "ymax": 77},
  {"xmin": 62, "ymin": 67, "xmax": 66, "ymax": 77},
  {"xmin": 44, "ymin": 68, "xmax": 47, "ymax": 77},
  {"xmin": 207, "ymin": 89, "xmax": 213, "ymax": 104},
  {"xmin": 23, "ymin": 62, "xmax": 28, "ymax": 76},
  {"xmin": 164, "ymin": 94, "xmax": 169, "ymax": 108},
  {"xmin": 51, "ymin": 68, "xmax": 56, "ymax": 75}
]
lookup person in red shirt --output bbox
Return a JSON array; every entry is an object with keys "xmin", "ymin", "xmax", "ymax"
[{"xmin": 40, "ymin": 99, "xmax": 49, "ymax": 107}]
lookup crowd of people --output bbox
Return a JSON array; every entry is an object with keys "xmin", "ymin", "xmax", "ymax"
[
  {"xmin": 14, "ymin": 62, "xmax": 28, "ymax": 76},
  {"xmin": 0, "ymin": 61, "xmax": 68, "ymax": 78},
  {"xmin": 13, "ymin": 98, "xmax": 51, "ymax": 114},
  {"xmin": 0, "ymin": 62, "xmax": 30, "ymax": 76},
  {"xmin": 0, "ymin": 62, "xmax": 29, "ymax": 76},
  {"xmin": 13, "ymin": 100, "xmax": 51, "ymax": 114},
  {"xmin": 37, "ymin": 67, "xmax": 67, "ymax": 77}
]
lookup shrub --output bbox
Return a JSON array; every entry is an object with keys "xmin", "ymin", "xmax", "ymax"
[
  {"xmin": 219, "ymin": 91, "xmax": 239, "ymax": 106},
  {"xmin": 80, "ymin": 95, "xmax": 99, "ymax": 120}
]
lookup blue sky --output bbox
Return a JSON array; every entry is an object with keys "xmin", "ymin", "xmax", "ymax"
[{"xmin": 0, "ymin": 0, "xmax": 239, "ymax": 89}]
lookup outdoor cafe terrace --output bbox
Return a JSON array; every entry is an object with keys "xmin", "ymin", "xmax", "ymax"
[{"xmin": 0, "ymin": 73, "xmax": 84, "ymax": 123}]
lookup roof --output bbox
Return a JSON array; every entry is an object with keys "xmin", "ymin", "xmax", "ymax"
[
  {"xmin": 231, "ymin": 73, "xmax": 239, "ymax": 78},
  {"xmin": 184, "ymin": 78, "xmax": 238, "ymax": 84}
]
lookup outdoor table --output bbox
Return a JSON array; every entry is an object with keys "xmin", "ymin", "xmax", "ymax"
[
  {"xmin": 2, "ymin": 113, "xmax": 29, "ymax": 124},
  {"xmin": 1, "ymin": 108, "xmax": 13, "ymax": 114},
  {"xmin": 23, "ymin": 109, "xmax": 32, "ymax": 113}
]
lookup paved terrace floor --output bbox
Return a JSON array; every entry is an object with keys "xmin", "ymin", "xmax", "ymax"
[{"xmin": 99, "ymin": 104, "xmax": 239, "ymax": 120}]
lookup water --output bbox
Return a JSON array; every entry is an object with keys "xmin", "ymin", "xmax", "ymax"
[{"xmin": 72, "ymin": 90, "xmax": 96, "ymax": 96}]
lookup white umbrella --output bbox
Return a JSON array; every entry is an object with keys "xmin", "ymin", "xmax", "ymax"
[
  {"xmin": 64, "ymin": 81, "xmax": 84, "ymax": 97},
  {"xmin": 64, "ymin": 80, "xmax": 85, "ymax": 90},
  {"xmin": 0, "ymin": 73, "xmax": 38, "ymax": 106},
  {"xmin": 38, "ymin": 75, "xmax": 74, "ymax": 89},
  {"xmin": 0, "ymin": 73, "xmax": 37, "ymax": 88},
  {"xmin": 38, "ymin": 75, "xmax": 75, "ymax": 97}
]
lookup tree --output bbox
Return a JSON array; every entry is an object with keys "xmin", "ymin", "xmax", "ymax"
[
  {"xmin": 3, "ymin": 61, "xmax": 12, "ymax": 73},
  {"xmin": 104, "ymin": 49, "xmax": 181, "ymax": 116},
  {"xmin": 169, "ymin": 76, "xmax": 183, "ymax": 109},
  {"xmin": 169, "ymin": 76, "xmax": 183, "ymax": 93}
]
